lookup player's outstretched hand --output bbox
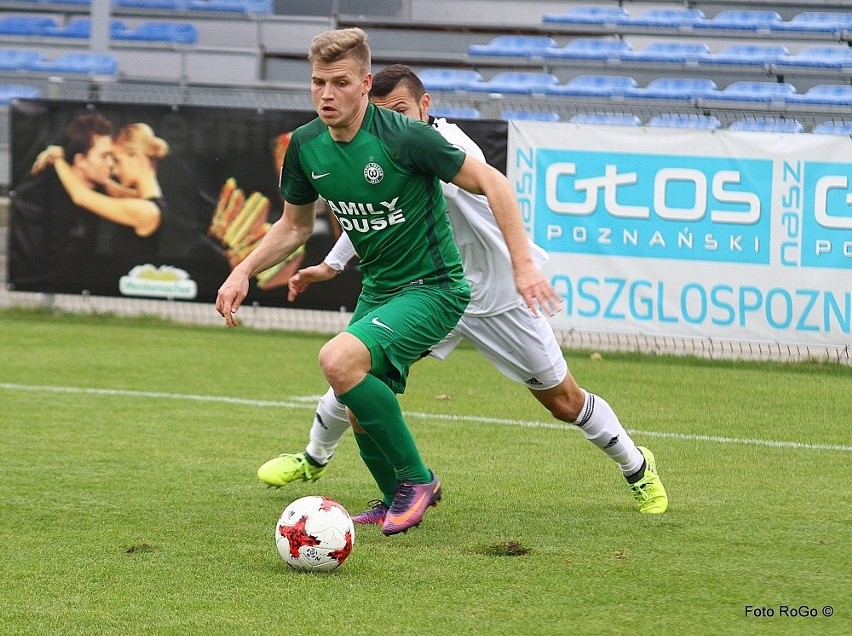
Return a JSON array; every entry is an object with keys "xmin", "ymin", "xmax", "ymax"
[
  {"xmin": 216, "ymin": 272, "xmax": 250, "ymax": 327},
  {"xmin": 515, "ymin": 265, "xmax": 563, "ymax": 318},
  {"xmin": 287, "ymin": 262, "xmax": 338, "ymax": 303}
]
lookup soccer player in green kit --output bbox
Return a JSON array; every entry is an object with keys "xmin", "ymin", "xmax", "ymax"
[{"xmin": 215, "ymin": 28, "xmax": 560, "ymax": 535}]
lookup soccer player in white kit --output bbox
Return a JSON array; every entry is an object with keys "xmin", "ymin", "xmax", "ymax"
[{"xmin": 258, "ymin": 65, "xmax": 668, "ymax": 517}]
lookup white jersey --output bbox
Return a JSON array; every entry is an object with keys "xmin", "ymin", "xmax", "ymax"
[{"xmin": 324, "ymin": 117, "xmax": 549, "ymax": 317}]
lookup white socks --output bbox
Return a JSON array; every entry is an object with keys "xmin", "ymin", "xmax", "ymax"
[
  {"xmin": 304, "ymin": 386, "xmax": 645, "ymax": 477},
  {"xmin": 304, "ymin": 387, "xmax": 350, "ymax": 465},
  {"xmin": 573, "ymin": 389, "xmax": 645, "ymax": 477}
]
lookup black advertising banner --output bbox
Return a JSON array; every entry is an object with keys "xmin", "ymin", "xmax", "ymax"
[{"xmin": 7, "ymin": 100, "xmax": 508, "ymax": 311}]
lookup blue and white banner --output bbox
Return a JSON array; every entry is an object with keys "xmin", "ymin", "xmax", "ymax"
[{"xmin": 509, "ymin": 122, "xmax": 851, "ymax": 347}]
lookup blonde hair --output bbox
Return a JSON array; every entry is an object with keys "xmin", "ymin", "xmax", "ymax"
[
  {"xmin": 114, "ymin": 123, "xmax": 169, "ymax": 163},
  {"xmin": 308, "ymin": 28, "xmax": 370, "ymax": 75}
]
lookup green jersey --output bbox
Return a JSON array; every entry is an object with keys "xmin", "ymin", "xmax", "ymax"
[{"xmin": 280, "ymin": 103, "xmax": 468, "ymax": 298}]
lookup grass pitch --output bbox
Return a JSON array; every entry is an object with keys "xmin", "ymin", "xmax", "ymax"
[{"xmin": 0, "ymin": 309, "xmax": 849, "ymax": 635}]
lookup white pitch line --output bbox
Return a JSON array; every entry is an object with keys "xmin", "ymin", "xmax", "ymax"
[{"xmin": 3, "ymin": 383, "xmax": 851, "ymax": 453}]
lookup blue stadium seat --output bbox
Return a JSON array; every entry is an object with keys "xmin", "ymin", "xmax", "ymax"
[
  {"xmin": 0, "ymin": 49, "xmax": 45, "ymax": 72},
  {"xmin": 0, "ymin": 16, "xmax": 59, "ymax": 36},
  {"xmin": 502, "ymin": 110, "xmax": 560, "ymax": 122},
  {"xmin": 788, "ymin": 84, "xmax": 852, "ymax": 106},
  {"xmin": 774, "ymin": 46, "xmax": 852, "ymax": 69},
  {"xmin": 693, "ymin": 10, "xmax": 783, "ymax": 31},
  {"xmin": 116, "ymin": 22, "xmax": 199, "ymax": 44},
  {"xmin": 114, "ymin": 0, "xmax": 187, "ymax": 8},
  {"xmin": 187, "ymin": 0, "xmax": 273, "ymax": 13},
  {"xmin": 648, "ymin": 114, "xmax": 721, "ymax": 130},
  {"xmin": 775, "ymin": 12, "xmax": 852, "ymax": 34},
  {"xmin": 544, "ymin": 74, "xmax": 637, "ymax": 97},
  {"xmin": 48, "ymin": 17, "xmax": 129, "ymax": 39},
  {"xmin": 542, "ymin": 38, "xmax": 632, "ymax": 61},
  {"xmin": 468, "ymin": 36, "xmax": 557, "ymax": 57},
  {"xmin": 811, "ymin": 120, "xmax": 852, "ymax": 135},
  {"xmin": 30, "ymin": 52, "xmax": 119, "ymax": 76},
  {"xmin": 541, "ymin": 6, "xmax": 629, "ymax": 26},
  {"xmin": 419, "ymin": 68, "xmax": 482, "ymax": 91},
  {"xmin": 467, "ymin": 72, "xmax": 560, "ymax": 94},
  {"xmin": 570, "ymin": 112, "xmax": 642, "ymax": 126},
  {"xmin": 430, "ymin": 107, "xmax": 481, "ymax": 120},
  {"xmin": 622, "ymin": 42, "xmax": 711, "ymax": 63},
  {"xmin": 0, "ymin": 83, "xmax": 41, "ymax": 104},
  {"xmin": 728, "ymin": 117, "xmax": 804, "ymax": 133},
  {"xmin": 624, "ymin": 77, "xmax": 717, "ymax": 99},
  {"xmin": 704, "ymin": 44, "xmax": 789, "ymax": 66},
  {"xmin": 702, "ymin": 81, "xmax": 798, "ymax": 103},
  {"xmin": 622, "ymin": 9, "xmax": 705, "ymax": 28}
]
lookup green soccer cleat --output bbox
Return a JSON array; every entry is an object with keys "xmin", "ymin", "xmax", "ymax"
[
  {"xmin": 629, "ymin": 446, "xmax": 668, "ymax": 514},
  {"xmin": 257, "ymin": 452, "xmax": 328, "ymax": 487}
]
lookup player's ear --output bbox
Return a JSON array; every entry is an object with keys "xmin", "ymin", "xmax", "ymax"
[
  {"xmin": 362, "ymin": 72, "xmax": 372, "ymax": 95},
  {"xmin": 421, "ymin": 92, "xmax": 431, "ymax": 118}
]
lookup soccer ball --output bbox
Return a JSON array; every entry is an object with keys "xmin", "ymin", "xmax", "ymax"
[{"xmin": 275, "ymin": 496, "xmax": 355, "ymax": 573}]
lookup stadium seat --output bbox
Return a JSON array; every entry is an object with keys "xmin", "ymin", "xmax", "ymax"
[
  {"xmin": 774, "ymin": 46, "xmax": 852, "ymax": 69},
  {"xmin": 187, "ymin": 0, "xmax": 273, "ymax": 13},
  {"xmin": 775, "ymin": 12, "xmax": 852, "ymax": 34},
  {"xmin": 114, "ymin": 0, "xmax": 187, "ymax": 8},
  {"xmin": 116, "ymin": 22, "xmax": 199, "ymax": 44},
  {"xmin": 693, "ymin": 10, "xmax": 783, "ymax": 31},
  {"xmin": 702, "ymin": 81, "xmax": 797, "ymax": 103},
  {"xmin": 811, "ymin": 120, "xmax": 852, "ymax": 135},
  {"xmin": 430, "ymin": 107, "xmax": 481, "ymax": 119},
  {"xmin": 468, "ymin": 36, "xmax": 557, "ymax": 57},
  {"xmin": 622, "ymin": 42, "xmax": 711, "ymax": 63},
  {"xmin": 541, "ymin": 6, "xmax": 629, "ymax": 26},
  {"xmin": 624, "ymin": 77, "xmax": 717, "ymax": 100},
  {"xmin": 48, "ymin": 17, "xmax": 128, "ymax": 39},
  {"xmin": 728, "ymin": 117, "xmax": 804, "ymax": 133},
  {"xmin": 501, "ymin": 110, "xmax": 560, "ymax": 122},
  {"xmin": 622, "ymin": 9, "xmax": 705, "ymax": 28},
  {"xmin": 30, "ymin": 52, "xmax": 119, "ymax": 76},
  {"xmin": 467, "ymin": 72, "xmax": 560, "ymax": 94},
  {"xmin": 544, "ymin": 74, "xmax": 637, "ymax": 97},
  {"xmin": 542, "ymin": 38, "xmax": 632, "ymax": 61},
  {"xmin": 704, "ymin": 44, "xmax": 789, "ymax": 66},
  {"xmin": 788, "ymin": 84, "xmax": 852, "ymax": 106},
  {"xmin": 418, "ymin": 68, "xmax": 482, "ymax": 91},
  {"xmin": 0, "ymin": 49, "xmax": 45, "ymax": 72},
  {"xmin": 648, "ymin": 113, "xmax": 721, "ymax": 129},
  {"xmin": 570, "ymin": 112, "xmax": 642, "ymax": 126},
  {"xmin": 0, "ymin": 83, "xmax": 41, "ymax": 104},
  {"xmin": 0, "ymin": 16, "xmax": 59, "ymax": 36}
]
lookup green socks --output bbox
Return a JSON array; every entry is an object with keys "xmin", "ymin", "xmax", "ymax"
[{"xmin": 339, "ymin": 374, "xmax": 431, "ymax": 486}]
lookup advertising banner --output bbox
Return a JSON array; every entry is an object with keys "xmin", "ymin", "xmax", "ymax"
[
  {"xmin": 7, "ymin": 100, "xmax": 508, "ymax": 314},
  {"xmin": 7, "ymin": 100, "xmax": 362, "ymax": 310},
  {"xmin": 508, "ymin": 121, "xmax": 851, "ymax": 348}
]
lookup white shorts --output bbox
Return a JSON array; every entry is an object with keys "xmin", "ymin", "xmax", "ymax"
[{"xmin": 428, "ymin": 304, "xmax": 568, "ymax": 390}]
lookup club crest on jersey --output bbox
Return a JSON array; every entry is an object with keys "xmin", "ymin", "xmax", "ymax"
[{"xmin": 364, "ymin": 161, "xmax": 384, "ymax": 184}]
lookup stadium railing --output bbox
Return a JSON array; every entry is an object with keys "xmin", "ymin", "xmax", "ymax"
[
  {"xmin": 647, "ymin": 113, "xmax": 722, "ymax": 129},
  {"xmin": 727, "ymin": 116, "xmax": 805, "ymax": 132}
]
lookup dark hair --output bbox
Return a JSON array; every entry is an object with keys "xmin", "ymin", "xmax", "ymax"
[
  {"xmin": 370, "ymin": 64, "xmax": 426, "ymax": 100},
  {"xmin": 63, "ymin": 113, "xmax": 113, "ymax": 160}
]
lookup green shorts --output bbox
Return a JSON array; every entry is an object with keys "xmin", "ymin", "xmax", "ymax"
[{"xmin": 347, "ymin": 283, "xmax": 470, "ymax": 394}]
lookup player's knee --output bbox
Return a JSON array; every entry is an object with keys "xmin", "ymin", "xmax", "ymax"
[{"xmin": 319, "ymin": 337, "xmax": 369, "ymax": 391}]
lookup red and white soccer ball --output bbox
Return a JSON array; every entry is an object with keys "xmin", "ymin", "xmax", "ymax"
[{"xmin": 275, "ymin": 496, "xmax": 355, "ymax": 573}]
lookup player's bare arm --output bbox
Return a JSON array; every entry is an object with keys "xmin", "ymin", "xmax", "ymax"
[
  {"xmin": 450, "ymin": 154, "xmax": 562, "ymax": 316},
  {"xmin": 216, "ymin": 200, "xmax": 315, "ymax": 325},
  {"xmin": 287, "ymin": 262, "xmax": 338, "ymax": 302}
]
